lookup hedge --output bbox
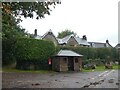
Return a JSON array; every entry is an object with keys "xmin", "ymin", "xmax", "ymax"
[
  {"xmin": 2, "ymin": 38, "xmax": 17, "ymax": 66},
  {"xmin": 15, "ymin": 38, "xmax": 55, "ymax": 70},
  {"xmin": 56, "ymin": 46, "xmax": 119, "ymax": 64}
]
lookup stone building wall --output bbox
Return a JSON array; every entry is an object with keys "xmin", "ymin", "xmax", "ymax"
[
  {"xmin": 66, "ymin": 36, "xmax": 78, "ymax": 46},
  {"xmin": 74, "ymin": 57, "xmax": 82, "ymax": 71},
  {"xmin": 52, "ymin": 57, "xmax": 60, "ymax": 71},
  {"xmin": 43, "ymin": 34, "xmax": 58, "ymax": 46},
  {"xmin": 59, "ymin": 57, "xmax": 68, "ymax": 71}
]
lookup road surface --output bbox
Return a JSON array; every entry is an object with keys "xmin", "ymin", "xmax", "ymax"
[{"xmin": 2, "ymin": 69, "xmax": 119, "ymax": 88}]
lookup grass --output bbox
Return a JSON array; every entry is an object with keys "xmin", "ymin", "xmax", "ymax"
[
  {"xmin": 2, "ymin": 68, "xmax": 55, "ymax": 74},
  {"xmin": 2, "ymin": 65, "xmax": 120, "ymax": 73},
  {"xmin": 82, "ymin": 65, "xmax": 119, "ymax": 72}
]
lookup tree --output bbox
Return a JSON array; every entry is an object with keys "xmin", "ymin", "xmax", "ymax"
[
  {"xmin": 57, "ymin": 29, "xmax": 76, "ymax": 38},
  {"xmin": 2, "ymin": 2, "xmax": 60, "ymax": 34},
  {"xmin": 2, "ymin": 1, "xmax": 60, "ymax": 66},
  {"xmin": 2, "ymin": 12, "xmax": 26, "ymax": 66},
  {"xmin": 2, "ymin": 2, "xmax": 60, "ymax": 19}
]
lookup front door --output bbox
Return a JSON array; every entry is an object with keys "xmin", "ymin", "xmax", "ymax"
[{"xmin": 68, "ymin": 57, "xmax": 74, "ymax": 71}]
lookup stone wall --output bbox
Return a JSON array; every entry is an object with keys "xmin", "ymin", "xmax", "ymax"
[
  {"xmin": 67, "ymin": 36, "xmax": 78, "ymax": 46},
  {"xmin": 43, "ymin": 34, "xmax": 58, "ymax": 46},
  {"xmin": 59, "ymin": 57, "xmax": 68, "ymax": 71},
  {"xmin": 74, "ymin": 57, "xmax": 82, "ymax": 71},
  {"xmin": 52, "ymin": 57, "xmax": 60, "ymax": 71},
  {"xmin": 52, "ymin": 56, "xmax": 82, "ymax": 72}
]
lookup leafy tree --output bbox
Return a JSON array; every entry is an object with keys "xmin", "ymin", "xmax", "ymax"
[
  {"xmin": 57, "ymin": 29, "xmax": 76, "ymax": 38},
  {"xmin": 2, "ymin": 12, "xmax": 26, "ymax": 66},
  {"xmin": 2, "ymin": 2, "xmax": 60, "ymax": 19},
  {"xmin": 2, "ymin": 1, "xmax": 60, "ymax": 66}
]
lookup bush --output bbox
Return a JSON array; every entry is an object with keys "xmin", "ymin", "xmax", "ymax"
[
  {"xmin": 56, "ymin": 46, "xmax": 119, "ymax": 65},
  {"xmin": 15, "ymin": 38, "xmax": 55, "ymax": 70},
  {"xmin": 2, "ymin": 38, "xmax": 17, "ymax": 66}
]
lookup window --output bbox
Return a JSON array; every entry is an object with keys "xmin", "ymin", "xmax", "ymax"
[
  {"xmin": 75, "ymin": 58, "xmax": 78, "ymax": 63},
  {"xmin": 48, "ymin": 32, "xmax": 52, "ymax": 35}
]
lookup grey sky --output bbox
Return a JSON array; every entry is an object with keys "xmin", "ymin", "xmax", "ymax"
[{"xmin": 20, "ymin": 0, "xmax": 119, "ymax": 47}]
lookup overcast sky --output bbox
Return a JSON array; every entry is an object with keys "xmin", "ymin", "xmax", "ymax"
[{"xmin": 20, "ymin": 0, "xmax": 119, "ymax": 47}]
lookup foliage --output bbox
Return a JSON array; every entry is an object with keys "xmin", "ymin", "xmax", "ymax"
[
  {"xmin": 56, "ymin": 46, "xmax": 119, "ymax": 63},
  {"xmin": 2, "ymin": 2, "xmax": 60, "ymax": 19},
  {"xmin": 57, "ymin": 29, "xmax": 76, "ymax": 38},
  {"xmin": 2, "ymin": 68, "xmax": 55, "ymax": 73},
  {"xmin": 2, "ymin": 10, "xmax": 26, "ymax": 65},
  {"xmin": 15, "ymin": 38, "xmax": 55, "ymax": 70},
  {"xmin": 2, "ymin": 1, "xmax": 60, "ymax": 66},
  {"xmin": 82, "ymin": 65, "xmax": 119, "ymax": 72}
]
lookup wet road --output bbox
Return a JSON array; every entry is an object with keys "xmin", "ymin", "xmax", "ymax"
[{"xmin": 2, "ymin": 70, "xmax": 119, "ymax": 88}]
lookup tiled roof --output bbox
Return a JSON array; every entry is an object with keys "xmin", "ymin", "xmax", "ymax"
[
  {"xmin": 57, "ymin": 38, "xmax": 64, "ymax": 44},
  {"xmin": 115, "ymin": 43, "xmax": 120, "ymax": 48},
  {"xmin": 88, "ymin": 42, "xmax": 112, "ymax": 48},
  {"xmin": 34, "ymin": 30, "xmax": 112, "ymax": 48},
  {"xmin": 57, "ymin": 50, "xmax": 83, "ymax": 57},
  {"xmin": 57, "ymin": 34, "xmax": 90, "ymax": 46},
  {"xmin": 41, "ymin": 30, "xmax": 58, "ymax": 43},
  {"xmin": 75, "ymin": 37, "xmax": 90, "ymax": 46},
  {"xmin": 34, "ymin": 35, "xmax": 42, "ymax": 39},
  {"xmin": 41, "ymin": 29, "xmax": 52, "ymax": 39}
]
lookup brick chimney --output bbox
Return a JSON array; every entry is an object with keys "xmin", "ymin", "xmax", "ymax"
[
  {"xmin": 106, "ymin": 40, "xmax": 109, "ymax": 43},
  {"xmin": 34, "ymin": 29, "xmax": 37, "ymax": 36},
  {"xmin": 82, "ymin": 35, "xmax": 87, "ymax": 40}
]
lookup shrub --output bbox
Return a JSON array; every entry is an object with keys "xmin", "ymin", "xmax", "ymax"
[
  {"xmin": 15, "ymin": 38, "xmax": 55, "ymax": 70},
  {"xmin": 56, "ymin": 46, "xmax": 119, "ymax": 65}
]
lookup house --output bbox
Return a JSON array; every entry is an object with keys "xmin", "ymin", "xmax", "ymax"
[
  {"xmin": 34, "ymin": 29, "xmax": 58, "ymax": 46},
  {"xmin": 115, "ymin": 43, "xmax": 120, "ymax": 51},
  {"xmin": 34, "ymin": 29, "xmax": 42, "ymax": 39},
  {"xmin": 33, "ymin": 29, "xmax": 112, "ymax": 48},
  {"xmin": 88, "ymin": 40, "xmax": 113, "ymax": 48},
  {"xmin": 57, "ymin": 34, "xmax": 90, "ymax": 47},
  {"xmin": 41, "ymin": 30, "xmax": 58, "ymax": 46},
  {"xmin": 52, "ymin": 50, "xmax": 83, "ymax": 72},
  {"xmin": 34, "ymin": 29, "xmax": 90, "ymax": 47}
]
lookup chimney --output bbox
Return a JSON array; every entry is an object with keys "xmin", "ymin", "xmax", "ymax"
[
  {"xmin": 106, "ymin": 40, "xmax": 109, "ymax": 43},
  {"xmin": 82, "ymin": 35, "xmax": 87, "ymax": 40},
  {"xmin": 34, "ymin": 29, "xmax": 37, "ymax": 36}
]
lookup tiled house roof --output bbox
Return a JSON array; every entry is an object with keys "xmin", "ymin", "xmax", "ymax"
[
  {"xmin": 57, "ymin": 34, "xmax": 90, "ymax": 46},
  {"xmin": 74, "ymin": 37, "xmax": 90, "ymax": 46},
  {"xmin": 57, "ymin": 34, "xmax": 75, "ymax": 44},
  {"xmin": 115, "ymin": 43, "xmax": 120, "ymax": 49},
  {"xmin": 88, "ymin": 41, "xmax": 113, "ymax": 48},
  {"xmin": 34, "ymin": 35, "xmax": 42, "ymax": 39},
  {"xmin": 33, "ymin": 29, "xmax": 112, "ymax": 48}
]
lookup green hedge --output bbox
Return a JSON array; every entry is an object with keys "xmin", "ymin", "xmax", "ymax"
[
  {"xmin": 56, "ymin": 46, "xmax": 119, "ymax": 64},
  {"xmin": 15, "ymin": 38, "xmax": 55, "ymax": 70},
  {"xmin": 2, "ymin": 38, "xmax": 17, "ymax": 66}
]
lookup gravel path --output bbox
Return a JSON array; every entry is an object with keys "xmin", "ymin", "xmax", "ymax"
[{"xmin": 2, "ymin": 70, "xmax": 119, "ymax": 88}]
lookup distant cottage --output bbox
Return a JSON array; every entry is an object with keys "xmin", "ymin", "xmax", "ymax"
[
  {"xmin": 88, "ymin": 40, "xmax": 112, "ymax": 48},
  {"xmin": 115, "ymin": 43, "xmax": 120, "ymax": 52},
  {"xmin": 57, "ymin": 34, "xmax": 90, "ymax": 47},
  {"xmin": 34, "ymin": 29, "xmax": 113, "ymax": 48}
]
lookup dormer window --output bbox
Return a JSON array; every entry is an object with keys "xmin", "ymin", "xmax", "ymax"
[{"xmin": 48, "ymin": 32, "xmax": 52, "ymax": 35}]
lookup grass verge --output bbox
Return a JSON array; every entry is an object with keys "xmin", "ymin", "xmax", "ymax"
[
  {"xmin": 82, "ymin": 65, "xmax": 119, "ymax": 72},
  {"xmin": 2, "ymin": 65, "xmax": 119, "ymax": 73},
  {"xmin": 2, "ymin": 68, "xmax": 55, "ymax": 74}
]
